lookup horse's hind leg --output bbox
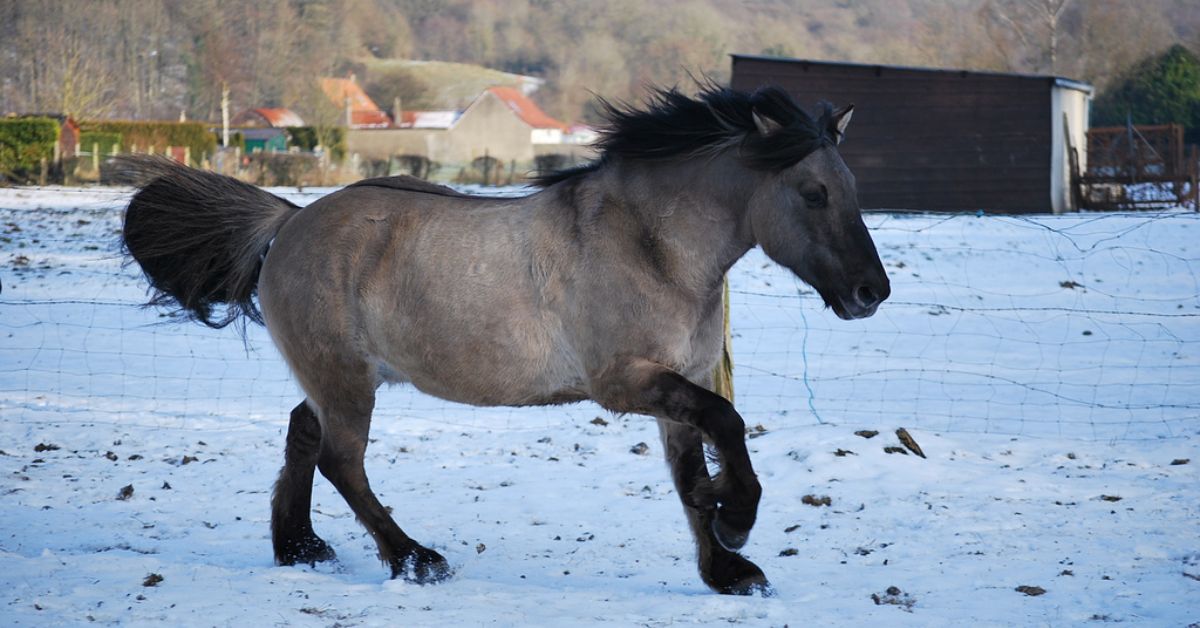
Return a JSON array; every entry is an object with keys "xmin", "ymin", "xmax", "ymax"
[
  {"xmin": 312, "ymin": 376, "xmax": 451, "ymax": 583},
  {"xmin": 272, "ymin": 401, "xmax": 336, "ymax": 565},
  {"xmin": 658, "ymin": 419, "xmax": 770, "ymax": 595}
]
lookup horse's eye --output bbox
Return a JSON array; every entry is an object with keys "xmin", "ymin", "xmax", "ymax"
[{"xmin": 803, "ymin": 190, "xmax": 827, "ymax": 208}]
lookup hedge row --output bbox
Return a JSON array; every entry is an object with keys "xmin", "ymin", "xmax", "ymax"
[
  {"xmin": 79, "ymin": 121, "xmax": 218, "ymax": 162},
  {"xmin": 73, "ymin": 123, "xmax": 347, "ymax": 163},
  {"xmin": 4, "ymin": 120, "xmax": 348, "ymax": 180},
  {"xmin": 78, "ymin": 131, "xmax": 122, "ymax": 156},
  {"xmin": 0, "ymin": 118, "xmax": 59, "ymax": 179}
]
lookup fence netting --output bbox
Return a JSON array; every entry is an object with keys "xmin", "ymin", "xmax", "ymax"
[{"xmin": 2, "ymin": 188, "xmax": 1197, "ymax": 442}]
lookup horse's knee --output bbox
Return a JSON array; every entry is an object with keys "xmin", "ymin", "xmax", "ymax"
[{"xmin": 708, "ymin": 406, "xmax": 745, "ymax": 446}]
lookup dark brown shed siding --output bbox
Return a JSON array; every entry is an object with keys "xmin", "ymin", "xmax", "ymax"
[{"xmin": 732, "ymin": 56, "xmax": 1054, "ymax": 213}]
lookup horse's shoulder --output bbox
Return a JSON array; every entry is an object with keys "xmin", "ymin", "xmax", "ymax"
[{"xmin": 347, "ymin": 176, "xmax": 468, "ymax": 198}]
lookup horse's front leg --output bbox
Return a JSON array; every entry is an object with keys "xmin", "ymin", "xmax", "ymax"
[
  {"xmin": 591, "ymin": 359, "xmax": 764, "ymax": 585},
  {"xmin": 658, "ymin": 419, "xmax": 770, "ymax": 595}
]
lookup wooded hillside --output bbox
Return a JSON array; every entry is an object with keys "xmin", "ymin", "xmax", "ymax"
[{"xmin": 2, "ymin": 0, "xmax": 1197, "ymax": 124}]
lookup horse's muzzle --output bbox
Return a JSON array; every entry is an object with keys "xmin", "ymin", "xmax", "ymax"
[{"xmin": 834, "ymin": 280, "xmax": 889, "ymax": 320}]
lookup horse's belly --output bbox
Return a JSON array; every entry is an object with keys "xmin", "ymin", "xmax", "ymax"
[
  {"xmin": 374, "ymin": 315, "xmax": 588, "ymax": 408},
  {"xmin": 381, "ymin": 360, "xmax": 589, "ymax": 407}
]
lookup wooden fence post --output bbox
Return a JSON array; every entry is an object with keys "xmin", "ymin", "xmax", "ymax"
[
  {"xmin": 92, "ymin": 142, "xmax": 100, "ymax": 172},
  {"xmin": 39, "ymin": 157, "xmax": 48, "ymax": 186}
]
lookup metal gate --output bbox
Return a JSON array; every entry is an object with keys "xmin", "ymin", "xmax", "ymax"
[{"xmin": 1076, "ymin": 123, "xmax": 1198, "ymax": 211}]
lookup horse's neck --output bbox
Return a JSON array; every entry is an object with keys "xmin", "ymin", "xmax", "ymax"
[{"xmin": 600, "ymin": 161, "xmax": 755, "ymax": 295}]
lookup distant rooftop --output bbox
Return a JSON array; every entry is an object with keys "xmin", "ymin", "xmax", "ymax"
[
  {"xmin": 231, "ymin": 107, "xmax": 305, "ymax": 128},
  {"xmin": 485, "ymin": 86, "xmax": 566, "ymax": 130},
  {"xmin": 396, "ymin": 110, "xmax": 459, "ymax": 129},
  {"xmin": 320, "ymin": 76, "xmax": 393, "ymax": 128}
]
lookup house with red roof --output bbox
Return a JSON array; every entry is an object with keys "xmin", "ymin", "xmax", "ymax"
[
  {"xmin": 481, "ymin": 86, "xmax": 568, "ymax": 145},
  {"xmin": 320, "ymin": 76, "xmax": 392, "ymax": 129},
  {"xmin": 341, "ymin": 81, "xmax": 595, "ymax": 179},
  {"xmin": 228, "ymin": 107, "xmax": 307, "ymax": 153}
]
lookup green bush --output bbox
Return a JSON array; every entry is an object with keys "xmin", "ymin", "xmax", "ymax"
[
  {"xmin": 286, "ymin": 126, "xmax": 346, "ymax": 163},
  {"xmin": 0, "ymin": 118, "xmax": 59, "ymax": 181},
  {"xmin": 79, "ymin": 121, "xmax": 217, "ymax": 163},
  {"xmin": 1094, "ymin": 45, "xmax": 1200, "ymax": 144},
  {"xmin": 79, "ymin": 131, "xmax": 122, "ymax": 156}
]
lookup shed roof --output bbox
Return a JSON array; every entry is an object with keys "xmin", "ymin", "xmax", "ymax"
[{"xmin": 730, "ymin": 54, "xmax": 1094, "ymax": 95}]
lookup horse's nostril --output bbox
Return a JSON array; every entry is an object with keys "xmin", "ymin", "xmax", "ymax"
[{"xmin": 856, "ymin": 285, "xmax": 878, "ymax": 307}]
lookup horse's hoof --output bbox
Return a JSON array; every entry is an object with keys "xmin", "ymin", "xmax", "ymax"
[
  {"xmin": 276, "ymin": 535, "xmax": 337, "ymax": 566},
  {"xmin": 704, "ymin": 551, "xmax": 771, "ymax": 596},
  {"xmin": 722, "ymin": 576, "xmax": 775, "ymax": 597},
  {"xmin": 391, "ymin": 546, "xmax": 453, "ymax": 584},
  {"xmin": 712, "ymin": 508, "xmax": 752, "ymax": 551}
]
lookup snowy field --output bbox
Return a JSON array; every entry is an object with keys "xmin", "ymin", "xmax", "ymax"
[{"xmin": 1, "ymin": 186, "xmax": 1197, "ymax": 626}]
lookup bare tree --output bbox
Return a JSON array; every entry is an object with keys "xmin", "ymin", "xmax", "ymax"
[
  {"xmin": 53, "ymin": 38, "xmax": 117, "ymax": 119},
  {"xmin": 0, "ymin": 0, "xmax": 1193, "ymax": 125},
  {"xmin": 980, "ymin": 0, "xmax": 1073, "ymax": 74},
  {"xmin": 1070, "ymin": 0, "xmax": 1176, "ymax": 89}
]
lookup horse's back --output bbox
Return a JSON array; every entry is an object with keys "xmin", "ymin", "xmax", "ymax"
[{"xmin": 348, "ymin": 175, "xmax": 471, "ymax": 198}]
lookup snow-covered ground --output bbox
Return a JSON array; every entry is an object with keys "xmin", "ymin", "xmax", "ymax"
[{"xmin": 1, "ymin": 186, "xmax": 1197, "ymax": 626}]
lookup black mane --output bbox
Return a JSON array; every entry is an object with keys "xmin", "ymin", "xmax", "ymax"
[{"xmin": 535, "ymin": 85, "xmax": 836, "ymax": 186}]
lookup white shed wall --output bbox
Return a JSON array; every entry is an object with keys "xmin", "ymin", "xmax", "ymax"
[{"xmin": 1050, "ymin": 85, "xmax": 1091, "ymax": 214}]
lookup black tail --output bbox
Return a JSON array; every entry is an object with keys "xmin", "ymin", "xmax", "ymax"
[{"xmin": 120, "ymin": 156, "xmax": 300, "ymax": 328}]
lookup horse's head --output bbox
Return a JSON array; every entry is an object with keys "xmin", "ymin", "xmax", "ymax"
[{"xmin": 744, "ymin": 94, "xmax": 889, "ymax": 320}]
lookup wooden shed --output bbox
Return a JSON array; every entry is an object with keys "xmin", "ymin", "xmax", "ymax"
[{"xmin": 731, "ymin": 55, "xmax": 1093, "ymax": 213}]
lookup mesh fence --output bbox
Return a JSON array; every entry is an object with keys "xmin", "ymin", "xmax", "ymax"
[{"xmin": 2, "ymin": 187, "xmax": 1197, "ymax": 442}]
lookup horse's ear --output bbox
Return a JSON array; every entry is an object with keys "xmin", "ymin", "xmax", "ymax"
[
  {"xmin": 830, "ymin": 104, "xmax": 854, "ymax": 144},
  {"xmin": 752, "ymin": 109, "xmax": 783, "ymax": 137}
]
